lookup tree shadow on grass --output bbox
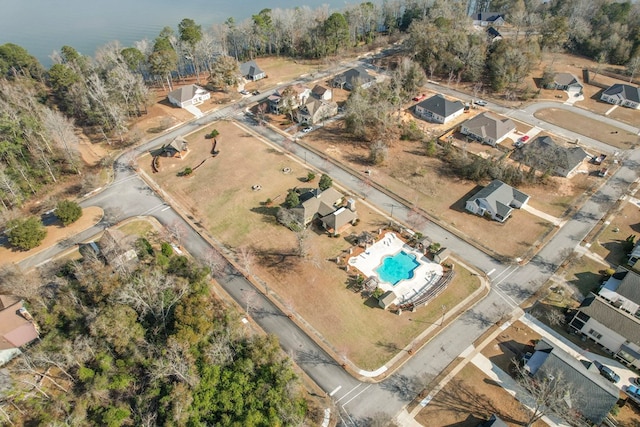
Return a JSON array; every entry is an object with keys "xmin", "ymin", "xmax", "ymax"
[
  {"xmin": 255, "ymin": 250, "xmax": 300, "ymax": 274},
  {"xmin": 249, "ymin": 205, "xmax": 280, "ymax": 224},
  {"xmin": 427, "ymin": 378, "xmax": 525, "ymax": 426}
]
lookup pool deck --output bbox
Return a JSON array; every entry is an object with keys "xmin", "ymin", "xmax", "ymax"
[{"xmin": 348, "ymin": 232, "xmax": 443, "ymax": 304}]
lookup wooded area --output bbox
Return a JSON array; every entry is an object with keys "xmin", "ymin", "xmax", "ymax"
[
  {"xmin": 0, "ymin": 241, "xmax": 308, "ymax": 426},
  {"xmin": 0, "ymin": 0, "xmax": 639, "ymax": 214}
]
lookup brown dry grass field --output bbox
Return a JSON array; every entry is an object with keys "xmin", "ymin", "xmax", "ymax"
[
  {"xmin": 415, "ymin": 364, "xmax": 547, "ymax": 427},
  {"xmin": 139, "ymin": 120, "xmax": 481, "ymax": 369},
  {"xmin": 534, "ymin": 108, "xmax": 637, "ymax": 150},
  {"xmin": 0, "ymin": 206, "xmax": 103, "ymax": 268},
  {"xmin": 302, "ymin": 121, "xmax": 560, "ymax": 260},
  {"xmin": 591, "ymin": 199, "xmax": 640, "ymax": 265}
]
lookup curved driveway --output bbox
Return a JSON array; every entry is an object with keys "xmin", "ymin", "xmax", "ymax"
[{"xmin": 19, "ymin": 73, "xmax": 640, "ymax": 425}]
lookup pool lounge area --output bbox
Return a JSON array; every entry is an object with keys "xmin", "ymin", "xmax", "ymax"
[{"xmin": 348, "ymin": 232, "xmax": 443, "ymax": 304}]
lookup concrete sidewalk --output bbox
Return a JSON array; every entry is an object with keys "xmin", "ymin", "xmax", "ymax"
[{"xmin": 522, "ymin": 204, "xmax": 565, "ymax": 227}]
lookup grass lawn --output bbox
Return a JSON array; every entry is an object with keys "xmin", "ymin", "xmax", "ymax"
[
  {"xmin": 140, "ymin": 120, "xmax": 481, "ymax": 369},
  {"xmin": 534, "ymin": 108, "xmax": 635, "ymax": 150},
  {"xmin": 561, "ymin": 254, "xmax": 608, "ymax": 297},
  {"xmin": 591, "ymin": 200, "xmax": 640, "ymax": 265},
  {"xmin": 117, "ymin": 218, "xmax": 155, "ymax": 238},
  {"xmin": 415, "ymin": 363, "xmax": 547, "ymax": 427}
]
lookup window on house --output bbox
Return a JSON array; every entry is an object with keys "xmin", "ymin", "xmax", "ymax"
[
  {"xmin": 588, "ymin": 329, "xmax": 602, "ymax": 340},
  {"xmin": 576, "ymin": 311, "xmax": 590, "ymax": 322}
]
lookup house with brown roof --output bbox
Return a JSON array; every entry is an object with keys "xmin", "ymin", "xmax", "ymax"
[
  {"xmin": 570, "ymin": 269, "xmax": 640, "ymax": 369},
  {"xmin": 167, "ymin": 84, "xmax": 210, "ymax": 108},
  {"xmin": 0, "ymin": 295, "xmax": 39, "ymax": 366},
  {"xmin": 511, "ymin": 136, "xmax": 588, "ymax": 177},
  {"xmin": 312, "ymin": 84, "xmax": 332, "ymax": 101},
  {"xmin": 460, "ymin": 112, "xmax": 516, "ymax": 146}
]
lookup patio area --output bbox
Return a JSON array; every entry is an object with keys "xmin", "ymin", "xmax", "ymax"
[{"xmin": 348, "ymin": 232, "xmax": 444, "ymax": 304}]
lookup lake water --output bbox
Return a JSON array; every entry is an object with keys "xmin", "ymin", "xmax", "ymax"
[{"xmin": 0, "ymin": 0, "xmax": 346, "ymax": 67}]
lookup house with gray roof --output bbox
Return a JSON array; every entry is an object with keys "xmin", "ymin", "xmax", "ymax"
[
  {"xmin": 162, "ymin": 136, "xmax": 189, "ymax": 159},
  {"xmin": 167, "ymin": 84, "xmax": 210, "ymax": 108},
  {"xmin": 472, "ymin": 12, "xmax": 505, "ymax": 26},
  {"xmin": 486, "ymin": 27, "xmax": 502, "ymax": 42},
  {"xmin": 600, "ymin": 83, "xmax": 640, "ymax": 109},
  {"xmin": 523, "ymin": 339, "xmax": 619, "ymax": 425},
  {"xmin": 552, "ymin": 73, "xmax": 583, "ymax": 92},
  {"xmin": 511, "ymin": 136, "xmax": 588, "ymax": 177},
  {"xmin": 415, "ymin": 94, "xmax": 464, "ymax": 124},
  {"xmin": 460, "ymin": 112, "xmax": 516, "ymax": 146},
  {"xmin": 332, "ymin": 67, "xmax": 373, "ymax": 91},
  {"xmin": 570, "ymin": 286, "xmax": 640, "ymax": 369},
  {"xmin": 239, "ymin": 60, "xmax": 266, "ymax": 81},
  {"xmin": 465, "ymin": 179, "xmax": 529, "ymax": 222}
]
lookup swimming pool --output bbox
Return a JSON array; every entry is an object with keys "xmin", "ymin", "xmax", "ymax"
[{"xmin": 375, "ymin": 251, "xmax": 420, "ymax": 285}]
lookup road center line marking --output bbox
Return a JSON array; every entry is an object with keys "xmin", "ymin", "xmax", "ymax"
[
  {"xmin": 329, "ymin": 385, "xmax": 342, "ymax": 397},
  {"xmin": 341, "ymin": 384, "xmax": 372, "ymax": 407}
]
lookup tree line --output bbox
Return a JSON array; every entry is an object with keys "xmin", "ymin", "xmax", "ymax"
[
  {"xmin": 0, "ymin": 239, "xmax": 309, "ymax": 426},
  {"xmin": 1, "ymin": 0, "xmax": 638, "ymax": 214}
]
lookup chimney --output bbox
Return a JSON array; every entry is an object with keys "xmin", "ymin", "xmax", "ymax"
[{"xmin": 347, "ymin": 198, "xmax": 356, "ymax": 211}]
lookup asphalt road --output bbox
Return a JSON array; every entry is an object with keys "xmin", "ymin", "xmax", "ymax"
[{"xmin": 18, "ymin": 62, "xmax": 640, "ymax": 425}]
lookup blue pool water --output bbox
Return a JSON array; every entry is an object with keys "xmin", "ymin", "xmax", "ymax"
[{"xmin": 375, "ymin": 251, "xmax": 420, "ymax": 285}]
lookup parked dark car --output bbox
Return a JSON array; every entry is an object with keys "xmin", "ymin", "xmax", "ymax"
[{"xmin": 594, "ymin": 361, "xmax": 620, "ymax": 383}]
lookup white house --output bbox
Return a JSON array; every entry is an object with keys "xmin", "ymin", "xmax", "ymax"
[
  {"xmin": 415, "ymin": 94, "xmax": 464, "ymax": 124},
  {"xmin": 167, "ymin": 84, "xmax": 210, "ymax": 108},
  {"xmin": 569, "ymin": 268, "xmax": 640, "ymax": 369},
  {"xmin": 465, "ymin": 179, "xmax": 529, "ymax": 222},
  {"xmin": 600, "ymin": 83, "xmax": 640, "ymax": 109}
]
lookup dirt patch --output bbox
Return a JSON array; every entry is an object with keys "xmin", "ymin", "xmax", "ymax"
[
  {"xmin": 534, "ymin": 108, "xmax": 636, "ymax": 150},
  {"xmin": 481, "ymin": 320, "xmax": 542, "ymax": 374},
  {"xmin": 0, "ymin": 206, "xmax": 103, "ymax": 267},
  {"xmin": 139, "ymin": 119, "xmax": 481, "ymax": 369}
]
